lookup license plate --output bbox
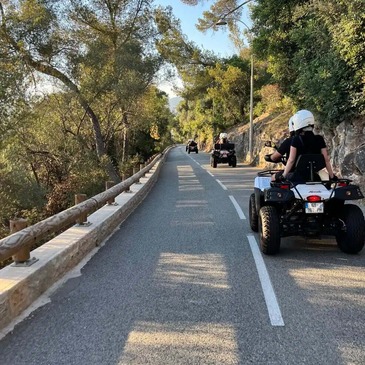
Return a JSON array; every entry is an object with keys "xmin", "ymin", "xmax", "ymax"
[{"xmin": 305, "ymin": 202, "xmax": 324, "ymax": 214}]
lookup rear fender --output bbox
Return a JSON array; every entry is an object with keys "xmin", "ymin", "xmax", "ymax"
[
  {"xmin": 264, "ymin": 187, "xmax": 295, "ymax": 203},
  {"xmin": 333, "ymin": 185, "xmax": 364, "ymax": 200}
]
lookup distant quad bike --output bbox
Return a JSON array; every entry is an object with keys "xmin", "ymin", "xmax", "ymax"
[
  {"xmin": 210, "ymin": 143, "xmax": 237, "ymax": 168},
  {"xmin": 249, "ymin": 154, "xmax": 365, "ymax": 255},
  {"xmin": 187, "ymin": 144, "xmax": 198, "ymax": 154},
  {"xmin": 186, "ymin": 141, "xmax": 198, "ymax": 154}
]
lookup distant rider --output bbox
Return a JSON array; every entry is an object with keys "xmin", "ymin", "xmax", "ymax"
[{"xmin": 216, "ymin": 132, "xmax": 229, "ymax": 144}]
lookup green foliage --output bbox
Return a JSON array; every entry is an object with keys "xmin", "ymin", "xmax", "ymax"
[
  {"xmin": 251, "ymin": 0, "xmax": 364, "ymax": 126},
  {"xmin": 0, "ymin": 149, "xmax": 46, "ymax": 236},
  {"xmin": 207, "ymin": 63, "xmax": 249, "ymax": 124},
  {"xmin": 0, "ymin": 0, "xmax": 167, "ymax": 183}
]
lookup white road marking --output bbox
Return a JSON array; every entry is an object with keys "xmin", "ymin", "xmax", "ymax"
[
  {"xmin": 216, "ymin": 179, "xmax": 227, "ymax": 190},
  {"xmin": 247, "ymin": 235, "xmax": 285, "ymax": 327},
  {"xmin": 188, "ymin": 155, "xmax": 200, "ymax": 165},
  {"xmin": 207, "ymin": 171, "xmax": 214, "ymax": 177},
  {"xmin": 229, "ymin": 196, "xmax": 246, "ymax": 220}
]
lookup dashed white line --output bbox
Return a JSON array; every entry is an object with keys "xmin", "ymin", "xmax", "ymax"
[
  {"xmin": 216, "ymin": 179, "xmax": 227, "ymax": 190},
  {"xmin": 229, "ymin": 196, "xmax": 246, "ymax": 220},
  {"xmin": 207, "ymin": 171, "xmax": 214, "ymax": 177},
  {"xmin": 247, "ymin": 235, "xmax": 285, "ymax": 327}
]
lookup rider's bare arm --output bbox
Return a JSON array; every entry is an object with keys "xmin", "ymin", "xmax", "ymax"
[
  {"xmin": 270, "ymin": 151, "xmax": 283, "ymax": 162},
  {"xmin": 282, "ymin": 146, "xmax": 297, "ymax": 178},
  {"xmin": 321, "ymin": 148, "xmax": 334, "ymax": 179}
]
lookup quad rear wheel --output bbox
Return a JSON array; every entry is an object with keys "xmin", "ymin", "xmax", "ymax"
[
  {"xmin": 249, "ymin": 193, "xmax": 259, "ymax": 232},
  {"xmin": 231, "ymin": 156, "xmax": 237, "ymax": 167},
  {"xmin": 259, "ymin": 206, "xmax": 281, "ymax": 255},
  {"xmin": 210, "ymin": 156, "xmax": 217, "ymax": 168},
  {"xmin": 335, "ymin": 204, "xmax": 365, "ymax": 254}
]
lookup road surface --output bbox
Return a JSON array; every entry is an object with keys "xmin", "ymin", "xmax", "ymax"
[{"xmin": 0, "ymin": 146, "xmax": 364, "ymax": 364}]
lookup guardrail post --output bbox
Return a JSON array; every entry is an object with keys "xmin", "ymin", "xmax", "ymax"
[
  {"xmin": 140, "ymin": 163, "xmax": 146, "ymax": 176},
  {"xmin": 133, "ymin": 167, "xmax": 141, "ymax": 184},
  {"xmin": 10, "ymin": 219, "xmax": 38, "ymax": 267},
  {"xmin": 75, "ymin": 194, "xmax": 90, "ymax": 226},
  {"xmin": 105, "ymin": 181, "xmax": 117, "ymax": 205},
  {"xmin": 122, "ymin": 174, "xmax": 131, "ymax": 192}
]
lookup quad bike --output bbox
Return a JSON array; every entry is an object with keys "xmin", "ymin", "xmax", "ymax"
[
  {"xmin": 210, "ymin": 143, "xmax": 237, "ymax": 168},
  {"xmin": 187, "ymin": 144, "xmax": 198, "ymax": 154},
  {"xmin": 186, "ymin": 141, "xmax": 198, "ymax": 154},
  {"xmin": 249, "ymin": 154, "xmax": 365, "ymax": 255}
]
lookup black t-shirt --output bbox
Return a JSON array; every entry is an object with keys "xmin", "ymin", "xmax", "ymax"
[
  {"xmin": 291, "ymin": 132, "xmax": 326, "ymax": 166},
  {"xmin": 277, "ymin": 137, "xmax": 293, "ymax": 158}
]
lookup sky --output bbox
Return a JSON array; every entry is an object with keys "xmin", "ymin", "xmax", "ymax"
[
  {"xmin": 155, "ymin": 0, "xmax": 241, "ymax": 57},
  {"xmin": 154, "ymin": 0, "xmax": 252, "ymax": 97}
]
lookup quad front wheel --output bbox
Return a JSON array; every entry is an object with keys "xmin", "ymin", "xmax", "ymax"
[
  {"xmin": 335, "ymin": 204, "xmax": 365, "ymax": 254},
  {"xmin": 259, "ymin": 206, "xmax": 281, "ymax": 255},
  {"xmin": 249, "ymin": 193, "xmax": 259, "ymax": 232}
]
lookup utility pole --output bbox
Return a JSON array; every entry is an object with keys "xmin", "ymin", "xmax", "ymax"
[{"xmin": 216, "ymin": 0, "xmax": 254, "ymax": 162}]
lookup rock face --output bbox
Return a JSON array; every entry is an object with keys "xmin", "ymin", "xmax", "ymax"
[{"xmin": 224, "ymin": 112, "xmax": 365, "ymax": 195}]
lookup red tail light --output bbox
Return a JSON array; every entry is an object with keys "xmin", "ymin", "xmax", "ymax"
[
  {"xmin": 338, "ymin": 182, "xmax": 347, "ymax": 187},
  {"xmin": 307, "ymin": 195, "xmax": 321, "ymax": 202},
  {"xmin": 279, "ymin": 184, "xmax": 290, "ymax": 189}
]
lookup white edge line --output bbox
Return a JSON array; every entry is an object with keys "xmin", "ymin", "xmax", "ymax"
[
  {"xmin": 229, "ymin": 196, "xmax": 246, "ymax": 220},
  {"xmin": 216, "ymin": 179, "xmax": 227, "ymax": 190},
  {"xmin": 247, "ymin": 235, "xmax": 285, "ymax": 327},
  {"xmin": 207, "ymin": 171, "xmax": 214, "ymax": 177}
]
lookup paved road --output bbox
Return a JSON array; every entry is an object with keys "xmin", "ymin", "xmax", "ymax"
[{"xmin": 0, "ymin": 146, "xmax": 364, "ymax": 364}]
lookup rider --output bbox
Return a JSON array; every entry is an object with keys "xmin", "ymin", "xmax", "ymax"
[
  {"xmin": 277, "ymin": 110, "xmax": 336, "ymax": 182},
  {"xmin": 216, "ymin": 132, "xmax": 229, "ymax": 144},
  {"xmin": 265, "ymin": 116, "xmax": 295, "ymax": 165}
]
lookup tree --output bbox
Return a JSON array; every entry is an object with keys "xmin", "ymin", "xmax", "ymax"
[
  {"xmin": 251, "ymin": 0, "xmax": 364, "ymax": 125},
  {"xmin": 0, "ymin": 0, "xmax": 162, "ymax": 182}
]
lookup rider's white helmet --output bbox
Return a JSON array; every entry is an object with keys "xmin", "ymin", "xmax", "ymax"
[
  {"xmin": 292, "ymin": 110, "xmax": 315, "ymax": 131},
  {"xmin": 288, "ymin": 116, "xmax": 294, "ymax": 132},
  {"xmin": 219, "ymin": 132, "xmax": 228, "ymax": 139}
]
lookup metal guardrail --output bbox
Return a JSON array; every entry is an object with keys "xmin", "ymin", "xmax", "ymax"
[{"xmin": 0, "ymin": 153, "xmax": 163, "ymax": 263}]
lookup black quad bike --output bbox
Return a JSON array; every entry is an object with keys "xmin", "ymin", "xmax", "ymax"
[
  {"xmin": 210, "ymin": 143, "xmax": 237, "ymax": 168},
  {"xmin": 249, "ymin": 154, "xmax": 365, "ymax": 255},
  {"xmin": 186, "ymin": 141, "xmax": 198, "ymax": 154}
]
